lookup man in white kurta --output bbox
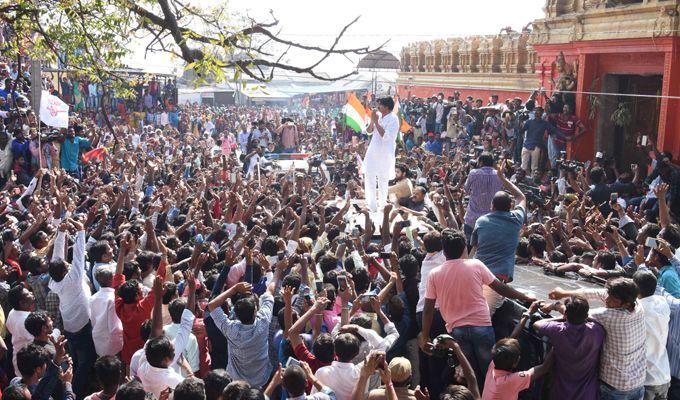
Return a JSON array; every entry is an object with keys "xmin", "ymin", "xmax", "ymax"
[{"xmin": 363, "ymin": 98, "xmax": 399, "ymax": 212}]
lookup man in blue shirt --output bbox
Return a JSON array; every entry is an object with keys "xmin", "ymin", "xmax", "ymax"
[
  {"xmin": 521, "ymin": 106, "xmax": 558, "ymax": 174},
  {"xmin": 0, "ymin": 79, "xmax": 21, "ymax": 111},
  {"xmin": 423, "ymin": 132, "xmax": 443, "ymax": 156},
  {"xmin": 207, "ymin": 277, "xmax": 275, "ymax": 389},
  {"xmin": 470, "ymin": 160, "xmax": 526, "ymax": 314},
  {"xmin": 60, "ymin": 126, "xmax": 92, "ymax": 179}
]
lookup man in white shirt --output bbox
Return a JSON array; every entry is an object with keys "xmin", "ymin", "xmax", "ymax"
[
  {"xmin": 6, "ymin": 285, "xmax": 36, "ymax": 377},
  {"xmin": 363, "ymin": 97, "xmax": 399, "ymax": 212},
  {"xmin": 415, "ymin": 231, "xmax": 448, "ymax": 397},
  {"xmin": 205, "ymin": 119, "xmax": 215, "ymax": 136},
  {"xmin": 416, "ymin": 231, "xmax": 446, "ymax": 316},
  {"xmin": 48, "ymin": 220, "xmax": 96, "ymax": 399},
  {"xmin": 634, "ymin": 270, "xmax": 672, "ymax": 399},
  {"xmin": 245, "ymin": 146, "xmax": 265, "ymax": 179},
  {"xmin": 164, "ymin": 298, "xmax": 200, "ymax": 376},
  {"xmin": 139, "ymin": 275, "xmax": 197, "ymax": 398},
  {"xmin": 313, "ymin": 333, "xmax": 363, "ymax": 400},
  {"xmin": 238, "ymin": 128, "xmax": 250, "ymax": 153},
  {"xmin": 131, "ymin": 131, "xmax": 141, "ymax": 148},
  {"xmin": 434, "ymin": 98, "xmax": 444, "ymax": 134},
  {"xmin": 89, "ymin": 268, "xmax": 123, "ymax": 357}
]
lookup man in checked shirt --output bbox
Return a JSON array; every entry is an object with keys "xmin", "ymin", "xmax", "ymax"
[{"xmin": 550, "ymin": 278, "xmax": 646, "ymax": 400}]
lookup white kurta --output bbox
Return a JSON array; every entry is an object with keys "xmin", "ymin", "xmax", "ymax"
[{"xmin": 362, "ymin": 112, "xmax": 399, "ymax": 180}]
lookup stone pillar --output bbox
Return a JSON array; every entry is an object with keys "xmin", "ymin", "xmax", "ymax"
[
  {"xmin": 571, "ymin": 53, "xmax": 598, "ymax": 161},
  {"xmin": 658, "ymin": 37, "xmax": 680, "ymax": 157}
]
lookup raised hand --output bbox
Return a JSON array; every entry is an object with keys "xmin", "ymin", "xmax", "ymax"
[
  {"xmin": 59, "ymin": 360, "xmax": 73, "ymax": 383},
  {"xmin": 232, "ymin": 282, "xmax": 252, "ymax": 295},
  {"xmin": 282, "ymin": 285, "xmax": 294, "ymax": 305},
  {"xmin": 414, "ymin": 386, "xmax": 430, "ymax": 400},
  {"xmin": 50, "ymin": 335, "xmax": 68, "ymax": 365},
  {"xmin": 313, "ymin": 296, "xmax": 329, "ymax": 311},
  {"xmin": 153, "ymin": 275, "xmax": 164, "ymax": 297}
]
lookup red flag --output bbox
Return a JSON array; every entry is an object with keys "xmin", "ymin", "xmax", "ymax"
[{"xmin": 82, "ymin": 147, "xmax": 108, "ymax": 163}]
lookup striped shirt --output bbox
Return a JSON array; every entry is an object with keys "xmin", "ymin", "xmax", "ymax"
[
  {"xmin": 656, "ymin": 287, "xmax": 680, "ymax": 379},
  {"xmin": 464, "ymin": 167, "xmax": 504, "ymax": 227},
  {"xmin": 210, "ymin": 292, "xmax": 274, "ymax": 388},
  {"xmin": 582, "ymin": 289, "xmax": 646, "ymax": 391}
]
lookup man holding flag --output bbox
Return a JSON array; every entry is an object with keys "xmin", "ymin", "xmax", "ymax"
[{"xmin": 363, "ymin": 97, "xmax": 399, "ymax": 212}]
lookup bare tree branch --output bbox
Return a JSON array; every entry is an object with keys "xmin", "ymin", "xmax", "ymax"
[{"xmin": 122, "ymin": 0, "xmax": 384, "ymax": 82}]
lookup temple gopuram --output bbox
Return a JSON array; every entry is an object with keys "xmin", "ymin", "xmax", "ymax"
[{"xmin": 397, "ymin": 0, "xmax": 680, "ymax": 163}]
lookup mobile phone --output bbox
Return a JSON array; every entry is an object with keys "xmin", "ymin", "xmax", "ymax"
[
  {"xmin": 645, "ymin": 237, "xmax": 658, "ymax": 249},
  {"xmin": 583, "ymin": 160, "xmax": 591, "ymax": 170},
  {"xmin": 641, "ymin": 135, "xmax": 648, "ymax": 146},
  {"xmin": 610, "ymin": 193, "xmax": 618, "ymax": 204},
  {"xmin": 379, "ymin": 252, "xmax": 391, "ymax": 260},
  {"xmin": 351, "ymin": 227, "xmax": 360, "ymax": 238},
  {"xmin": 337, "ymin": 275, "xmax": 348, "ymax": 292},
  {"xmin": 595, "ymin": 151, "xmax": 604, "ymax": 159},
  {"xmin": 401, "ymin": 220, "xmax": 412, "ymax": 228},
  {"xmin": 285, "ymin": 357, "xmax": 301, "ymax": 368},
  {"xmin": 314, "ymin": 279, "xmax": 323, "ymax": 292},
  {"xmin": 277, "ymin": 250, "xmax": 286, "ymax": 261},
  {"xmin": 359, "ymin": 293, "xmax": 372, "ymax": 303},
  {"xmin": 230, "ymin": 172, "xmax": 237, "ymax": 183},
  {"xmin": 630, "ymin": 163, "xmax": 636, "ymax": 170}
]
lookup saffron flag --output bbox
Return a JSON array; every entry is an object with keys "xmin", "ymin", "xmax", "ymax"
[
  {"xmin": 343, "ymin": 93, "xmax": 369, "ymax": 133},
  {"xmin": 393, "ymin": 96, "xmax": 412, "ymax": 133},
  {"xmin": 82, "ymin": 147, "xmax": 108, "ymax": 163}
]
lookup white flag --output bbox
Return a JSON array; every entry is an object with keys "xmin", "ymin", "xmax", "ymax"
[{"xmin": 39, "ymin": 90, "xmax": 69, "ymax": 128}]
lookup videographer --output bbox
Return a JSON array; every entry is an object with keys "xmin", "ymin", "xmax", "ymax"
[
  {"xmin": 586, "ymin": 166, "xmax": 613, "ymax": 216},
  {"xmin": 424, "ymin": 336, "xmax": 481, "ymax": 400}
]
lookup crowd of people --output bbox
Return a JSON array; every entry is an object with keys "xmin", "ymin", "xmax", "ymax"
[{"xmin": 0, "ymin": 61, "xmax": 679, "ymax": 400}]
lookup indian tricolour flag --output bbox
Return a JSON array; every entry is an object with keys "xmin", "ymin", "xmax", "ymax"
[{"xmin": 343, "ymin": 93, "xmax": 368, "ymax": 133}]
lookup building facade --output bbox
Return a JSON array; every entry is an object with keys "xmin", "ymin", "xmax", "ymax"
[{"xmin": 397, "ymin": 0, "xmax": 680, "ymax": 164}]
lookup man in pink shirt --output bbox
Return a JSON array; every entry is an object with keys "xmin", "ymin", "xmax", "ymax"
[{"xmin": 420, "ymin": 229, "xmax": 535, "ymax": 391}]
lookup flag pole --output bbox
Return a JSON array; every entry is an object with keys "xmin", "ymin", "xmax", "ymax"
[
  {"xmin": 257, "ymin": 161, "xmax": 261, "ymax": 185},
  {"xmin": 38, "ymin": 129, "xmax": 43, "ymax": 168}
]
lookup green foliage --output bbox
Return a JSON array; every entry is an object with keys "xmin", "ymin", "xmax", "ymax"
[{"xmin": 0, "ymin": 0, "xmax": 375, "ymax": 91}]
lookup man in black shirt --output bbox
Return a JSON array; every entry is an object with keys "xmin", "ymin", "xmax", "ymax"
[{"xmin": 586, "ymin": 167, "xmax": 612, "ymax": 216}]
